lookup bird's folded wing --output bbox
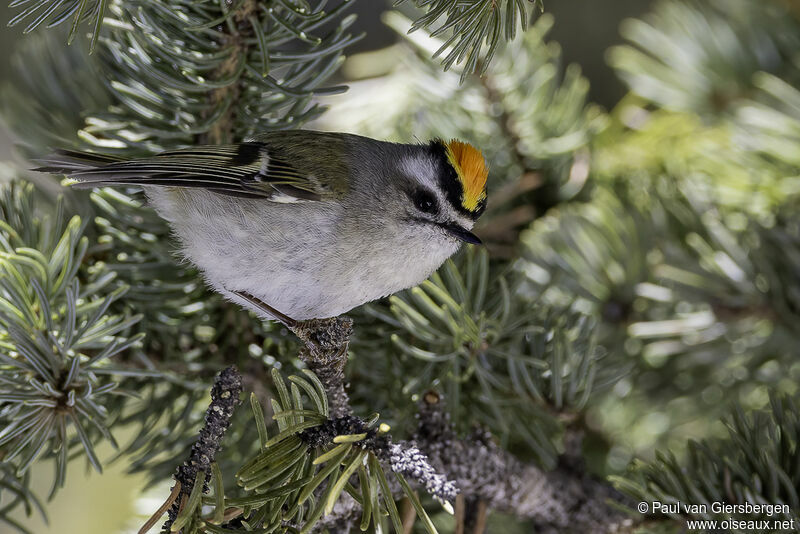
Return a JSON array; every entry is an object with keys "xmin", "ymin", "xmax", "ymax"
[{"xmin": 35, "ymin": 142, "xmax": 327, "ymax": 201}]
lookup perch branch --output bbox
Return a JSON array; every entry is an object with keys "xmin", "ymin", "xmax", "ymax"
[
  {"xmin": 292, "ymin": 317, "xmax": 354, "ymax": 418},
  {"xmin": 286, "ymin": 322, "xmax": 633, "ymax": 533},
  {"xmin": 234, "ymin": 290, "xmax": 353, "ymax": 417}
]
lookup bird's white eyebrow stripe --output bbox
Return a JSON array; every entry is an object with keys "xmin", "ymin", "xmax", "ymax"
[
  {"xmin": 398, "ymin": 154, "xmax": 439, "ymax": 190},
  {"xmin": 398, "ymin": 153, "xmax": 473, "ymax": 223}
]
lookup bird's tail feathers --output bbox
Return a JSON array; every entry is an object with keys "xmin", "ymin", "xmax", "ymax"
[
  {"xmin": 32, "ymin": 145, "xmax": 277, "ymax": 198},
  {"xmin": 33, "ymin": 149, "xmax": 127, "ymax": 185}
]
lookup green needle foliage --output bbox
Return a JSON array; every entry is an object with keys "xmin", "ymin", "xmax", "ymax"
[
  {"xmin": 87, "ymin": 0, "xmax": 362, "ymax": 149},
  {"xmin": 7, "ymin": 0, "xmax": 108, "ymax": 49},
  {"xmin": 397, "ymin": 0, "xmax": 539, "ymax": 81},
  {"xmin": 0, "ymin": 181, "xmax": 145, "ymax": 506},
  {"xmin": 351, "ymin": 248, "xmax": 619, "ymax": 469},
  {"xmin": 173, "ymin": 369, "xmax": 439, "ymax": 534}
]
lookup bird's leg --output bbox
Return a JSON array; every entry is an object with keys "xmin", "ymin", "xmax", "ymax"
[
  {"xmin": 232, "ymin": 292, "xmax": 352, "ymax": 354},
  {"xmin": 234, "ymin": 291, "xmax": 298, "ymax": 329},
  {"xmin": 233, "ymin": 291, "xmax": 353, "ymax": 416}
]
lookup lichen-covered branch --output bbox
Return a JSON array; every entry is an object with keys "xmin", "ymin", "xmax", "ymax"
[
  {"xmin": 163, "ymin": 366, "xmax": 243, "ymax": 531},
  {"xmin": 290, "ymin": 320, "xmax": 633, "ymax": 533},
  {"xmin": 292, "ymin": 317, "xmax": 354, "ymax": 418},
  {"xmin": 410, "ymin": 392, "xmax": 634, "ymax": 534}
]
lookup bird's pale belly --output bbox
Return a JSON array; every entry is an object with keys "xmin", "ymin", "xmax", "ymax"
[
  {"xmin": 146, "ymin": 188, "xmax": 455, "ymax": 320},
  {"xmin": 205, "ymin": 235, "xmax": 447, "ymax": 320},
  {"xmin": 217, "ymin": 232, "xmax": 452, "ymax": 320}
]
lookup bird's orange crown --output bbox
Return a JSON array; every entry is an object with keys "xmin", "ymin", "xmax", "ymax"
[{"xmin": 444, "ymin": 140, "xmax": 488, "ymax": 212}]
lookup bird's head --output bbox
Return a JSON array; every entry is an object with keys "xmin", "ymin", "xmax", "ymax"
[{"xmin": 390, "ymin": 138, "xmax": 488, "ymax": 246}]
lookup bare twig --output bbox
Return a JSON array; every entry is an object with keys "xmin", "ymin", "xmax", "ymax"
[
  {"xmin": 162, "ymin": 366, "xmax": 243, "ymax": 532},
  {"xmin": 455, "ymin": 494, "xmax": 466, "ymax": 534},
  {"xmin": 471, "ymin": 500, "xmax": 488, "ymax": 534}
]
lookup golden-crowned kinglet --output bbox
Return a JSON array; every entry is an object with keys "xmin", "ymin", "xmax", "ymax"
[{"xmin": 37, "ymin": 130, "xmax": 489, "ymax": 321}]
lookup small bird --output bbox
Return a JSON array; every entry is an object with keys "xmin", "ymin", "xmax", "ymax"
[{"xmin": 36, "ymin": 131, "xmax": 488, "ymax": 323}]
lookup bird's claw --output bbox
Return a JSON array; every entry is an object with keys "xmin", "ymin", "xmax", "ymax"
[
  {"xmin": 292, "ymin": 316, "xmax": 353, "ymax": 369},
  {"xmin": 232, "ymin": 290, "xmax": 351, "ymax": 364}
]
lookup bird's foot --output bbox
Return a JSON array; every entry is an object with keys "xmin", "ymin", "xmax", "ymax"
[
  {"xmin": 234, "ymin": 291, "xmax": 299, "ymax": 329},
  {"xmin": 291, "ymin": 316, "xmax": 353, "ymax": 370},
  {"xmin": 233, "ymin": 290, "xmax": 352, "ymax": 369},
  {"xmin": 232, "ymin": 291, "xmax": 353, "ymax": 416}
]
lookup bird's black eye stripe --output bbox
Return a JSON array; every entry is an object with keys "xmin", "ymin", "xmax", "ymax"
[
  {"xmin": 411, "ymin": 189, "xmax": 439, "ymax": 214},
  {"xmin": 472, "ymin": 197, "xmax": 487, "ymax": 219}
]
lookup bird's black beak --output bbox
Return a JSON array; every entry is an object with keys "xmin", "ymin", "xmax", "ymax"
[{"xmin": 443, "ymin": 223, "xmax": 482, "ymax": 245}]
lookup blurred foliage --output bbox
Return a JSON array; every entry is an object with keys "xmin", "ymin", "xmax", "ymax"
[
  {"xmin": 613, "ymin": 394, "xmax": 800, "ymax": 529},
  {"xmin": 607, "ymin": 0, "xmax": 800, "ymax": 118},
  {"xmin": 0, "ymin": 463, "xmax": 43, "ymax": 533},
  {"xmin": 1, "ymin": 30, "xmax": 112, "ymax": 158},
  {"xmin": 735, "ymin": 71, "xmax": 800, "ymax": 180},
  {"xmin": 593, "ymin": 102, "xmax": 799, "ymax": 221},
  {"xmin": 517, "ymin": 182, "xmax": 800, "ymax": 454}
]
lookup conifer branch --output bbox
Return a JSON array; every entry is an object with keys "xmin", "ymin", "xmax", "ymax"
[
  {"xmin": 0, "ymin": 181, "xmax": 148, "ymax": 503},
  {"xmin": 397, "ymin": 0, "xmax": 538, "ymax": 81},
  {"xmin": 83, "ymin": 0, "xmax": 360, "ymax": 150},
  {"xmin": 5, "ymin": 1, "xmax": 800, "ymax": 532}
]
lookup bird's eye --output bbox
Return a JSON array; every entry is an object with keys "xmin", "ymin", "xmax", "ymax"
[{"xmin": 412, "ymin": 189, "xmax": 438, "ymax": 214}]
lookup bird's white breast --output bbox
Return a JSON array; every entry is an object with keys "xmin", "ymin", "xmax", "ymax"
[{"xmin": 145, "ymin": 188, "xmax": 457, "ymax": 320}]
